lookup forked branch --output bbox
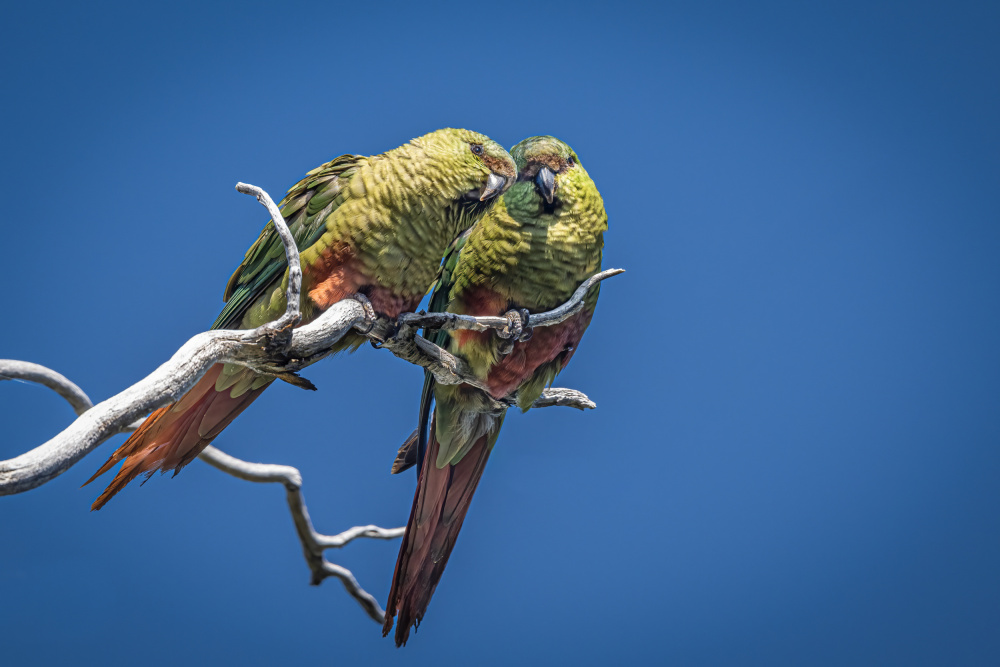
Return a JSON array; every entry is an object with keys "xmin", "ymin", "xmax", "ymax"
[
  {"xmin": 0, "ymin": 360, "xmax": 402, "ymax": 622},
  {"xmin": 0, "ymin": 182, "xmax": 619, "ymax": 623}
]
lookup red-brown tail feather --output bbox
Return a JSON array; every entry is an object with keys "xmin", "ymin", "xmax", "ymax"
[
  {"xmin": 84, "ymin": 364, "xmax": 270, "ymax": 510},
  {"xmin": 382, "ymin": 419, "xmax": 492, "ymax": 647}
]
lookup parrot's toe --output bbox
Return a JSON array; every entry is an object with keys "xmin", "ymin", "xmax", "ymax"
[{"xmin": 500, "ymin": 309, "xmax": 525, "ymax": 340}]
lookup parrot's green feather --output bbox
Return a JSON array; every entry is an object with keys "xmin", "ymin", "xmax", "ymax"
[
  {"xmin": 446, "ymin": 137, "xmax": 606, "ymax": 382},
  {"xmin": 385, "ymin": 136, "xmax": 609, "ymax": 646},
  {"xmin": 411, "ymin": 136, "xmax": 607, "ymax": 466},
  {"xmin": 414, "ymin": 230, "xmax": 470, "ymax": 463},
  {"xmin": 88, "ymin": 128, "xmax": 517, "ymax": 514},
  {"xmin": 213, "ymin": 154, "xmax": 363, "ymax": 331},
  {"xmin": 207, "ymin": 129, "xmax": 516, "ymax": 397}
]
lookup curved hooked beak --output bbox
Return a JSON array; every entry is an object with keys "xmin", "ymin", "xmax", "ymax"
[
  {"xmin": 536, "ymin": 166, "xmax": 556, "ymax": 204},
  {"xmin": 479, "ymin": 172, "xmax": 507, "ymax": 201}
]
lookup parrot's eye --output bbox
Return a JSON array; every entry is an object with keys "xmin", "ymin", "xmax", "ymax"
[{"xmin": 470, "ymin": 144, "xmax": 484, "ymax": 156}]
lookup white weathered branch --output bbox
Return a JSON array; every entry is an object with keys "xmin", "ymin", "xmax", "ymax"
[
  {"xmin": 524, "ymin": 387, "xmax": 597, "ymax": 410},
  {"xmin": 0, "ymin": 299, "xmax": 369, "ymax": 496},
  {"xmin": 1, "ymin": 361, "xmax": 94, "ymax": 416},
  {"xmin": 371, "ymin": 268, "xmax": 622, "ymax": 393},
  {"xmin": 0, "ymin": 183, "xmax": 613, "ymax": 495},
  {"xmin": 0, "ymin": 362, "xmax": 401, "ymax": 623},
  {"xmin": 235, "ymin": 182, "xmax": 302, "ymax": 336},
  {"xmin": 0, "ymin": 181, "xmax": 617, "ymax": 626},
  {"xmin": 0, "ymin": 181, "xmax": 617, "ymax": 628},
  {"xmin": 0, "ymin": 184, "xmax": 368, "ymax": 496},
  {"xmin": 395, "ymin": 267, "xmax": 624, "ymax": 335},
  {"xmin": 197, "ymin": 446, "xmax": 403, "ymax": 622}
]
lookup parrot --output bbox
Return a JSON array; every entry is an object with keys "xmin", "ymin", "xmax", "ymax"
[
  {"xmin": 382, "ymin": 135, "xmax": 608, "ymax": 646},
  {"xmin": 85, "ymin": 128, "xmax": 516, "ymax": 511}
]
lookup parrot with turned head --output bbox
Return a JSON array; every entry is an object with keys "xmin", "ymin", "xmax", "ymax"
[
  {"xmin": 85, "ymin": 128, "xmax": 516, "ymax": 510},
  {"xmin": 383, "ymin": 136, "xmax": 608, "ymax": 646}
]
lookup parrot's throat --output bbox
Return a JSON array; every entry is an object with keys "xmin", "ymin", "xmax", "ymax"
[
  {"xmin": 454, "ymin": 195, "xmax": 496, "ymax": 225},
  {"xmin": 438, "ymin": 196, "xmax": 498, "ymax": 250}
]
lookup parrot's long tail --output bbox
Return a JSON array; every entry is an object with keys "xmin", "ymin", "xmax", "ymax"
[
  {"xmin": 383, "ymin": 417, "xmax": 493, "ymax": 647},
  {"xmin": 84, "ymin": 363, "xmax": 271, "ymax": 510}
]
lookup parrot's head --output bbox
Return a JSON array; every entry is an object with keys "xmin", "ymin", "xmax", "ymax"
[
  {"xmin": 413, "ymin": 128, "xmax": 516, "ymax": 205},
  {"xmin": 509, "ymin": 135, "xmax": 582, "ymax": 208},
  {"xmin": 504, "ymin": 136, "xmax": 606, "ymax": 238}
]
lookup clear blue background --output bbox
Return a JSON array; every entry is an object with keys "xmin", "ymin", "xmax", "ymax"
[{"xmin": 2, "ymin": 1, "xmax": 998, "ymax": 664}]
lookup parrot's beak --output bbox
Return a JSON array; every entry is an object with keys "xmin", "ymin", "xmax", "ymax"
[
  {"xmin": 479, "ymin": 172, "xmax": 507, "ymax": 201},
  {"xmin": 536, "ymin": 166, "xmax": 556, "ymax": 204}
]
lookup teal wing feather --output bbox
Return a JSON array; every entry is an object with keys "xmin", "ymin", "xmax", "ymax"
[
  {"xmin": 414, "ymin": 229, "xmax": 473, "ymax": 471},
  {"xmin": 212, "ymin": 154, "xmax": 365, "ymax": 330}
]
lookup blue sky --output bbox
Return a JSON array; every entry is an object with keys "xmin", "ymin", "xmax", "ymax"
[{"xmin": 2, "ymin": 1, "xmax": 998, "ymax": 664}]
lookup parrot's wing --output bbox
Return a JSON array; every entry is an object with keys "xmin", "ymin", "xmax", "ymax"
[
  {"xmin": 212, "ymin": 153, "xmax": 365, "ymax": 330},
  {"xmin": 410, "ymin": 230, "xmax": 472, "ymax": 472}
]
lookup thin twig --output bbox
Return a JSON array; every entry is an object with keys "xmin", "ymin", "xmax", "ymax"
[
  {"xmin": 0, "ymin": 363, "xmax": 401, "ymax": 623},
  {"xmin": 0, "ymin": 299, "xmax": 367, "ymax": 495},
  {"xmin": 0, "ymin": 183, "xmax": 612, "ymax": 495},
  {"xmin": 1, "ymin": 360, "xmax": 94, "ymax": 416},
  {"xmin": 235, "ymin": 182, "xmax": 302, "ymax": 336},
  {"xmin": 373, "ymin": 269, "xmax": 622, "ymax": 395},
  {"xmin": 0, "ymin": 181, "xmax": 614, "ymax": 627},
  {"xmin": 396, "ymin": 267, "xmax": 624, "ymax": 334},
  {"xmin": 522, "ymin": 388, "xmax": 597, "ymax": 410},
  {"xmin": 198, "ymin": 446, "xmax": 403, "ymax": 623},
  {"xmin": 0, "ymin": 181, "xmax": 371, "ymax": 496}
]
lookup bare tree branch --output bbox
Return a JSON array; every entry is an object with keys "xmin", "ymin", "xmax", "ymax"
[
  {"xmin": 197, "ymin": 445, "xmax": 403, "ymax": 622},
  {"xmin": 396, "ymin": 267, "xmax": 624, "ymax": 334},
  {"xmin": 363, "ymin": 269, "xmax": 620, "ymax": 398},
  {"xmin": 1, "ymin": 360, "xmax": 94, "ymax": 416},
  {"xmin": 522, "ymin": 388, "xmax": 597, "ymax": 410},
  {"xmin": 234, "ymin": 182, "xmax": 302, "ymax": 339},
  {"xmin": 0, "ymin": 185, "xmax": 615, "ymax": 494},
  {"xmin": 0, "ymin": 184, "xmax": 368, "ymax": 495},
  {"xmin": 0, "ymin": 299, "xmax": 369, "ymax": 496},
  {"xmin": 0, "ymin": 362, "xmax": 401, "ymax": 622},
  {"xmin": 0, "ymin": 181, "xmax": 616, "ymax": 623}
]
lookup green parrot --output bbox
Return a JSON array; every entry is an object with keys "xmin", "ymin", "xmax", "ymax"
[
  {"xmin": 85, "ymin": 128, "xmax": 516, "ymax": 510},
  {"xmin": 383, "ymin": 136, "xmax": 608, "ymax": 646}
]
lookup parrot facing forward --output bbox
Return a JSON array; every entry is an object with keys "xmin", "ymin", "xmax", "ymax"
[
  {"xmin": 85, "ymin": 128, "xmax": 516, "ymax": 510},
  {"xmin": 382, "ymin": 136, "xmax": 608, "ymax": 646}
]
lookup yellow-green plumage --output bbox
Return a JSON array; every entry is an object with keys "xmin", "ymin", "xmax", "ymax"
[
  {"xmin": 384, "ymin": 136, "xmax": 609, "ymax": 646},
  {"xmin": 218, "ymin": 128, "xmax": 515, "ymax": 333},
  {"xmin": 86, "ymin": 128, "xmax": 515, "ymax": 511},
  {"xmin": 445, "ymin": 145, "xmax": 606, "ymax": 383}
]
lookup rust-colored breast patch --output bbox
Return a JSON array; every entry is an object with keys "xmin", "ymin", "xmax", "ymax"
[
  {"xmin": 452, "ymin": 287, "xmax": 509, "ymax": 349},
  {"xmin": 306, "ymin": 242, "xmax": 419, "ymax": 318},
  {"xmin": 366, "ymin": 286, "xmax": 420, "ymax": 319},
  {"xmin": 484, "ymin": 310, "xmax": 591, "ymax": 398},
  {"xmin": 307, "ymin": 242, "xmax": 362, "ymax": 309},
  {"xmin": 451, "ymin": 284, "xmax": 593, "ymax": 398}
]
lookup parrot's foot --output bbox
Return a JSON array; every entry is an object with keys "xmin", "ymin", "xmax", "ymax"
[
  {"xmin": 350, "ymin": 293, "xmax": 377, "ymax": 333},
  {"xmin": 499, "ymin": 308, "xmax": 533, "ymax": 341},
  {"xmin": 496, "ymin": 309, "xmax": 532, "ymax": 355},
  {"xmin": 349, "ymin": 292, "xmax": 400, "ymax": 348}
]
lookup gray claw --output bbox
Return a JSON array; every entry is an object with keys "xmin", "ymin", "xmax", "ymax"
[
  {"xmin": 350, "ymin": 293, "xmax": 377, "ymax": 335},
  {"xmin": 500, "ymin": 309, "xmax": 524, "ymax": 340},
  {"xmin": 517, "ymin": 308, "xmax": 533, "ymax": 342}
]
